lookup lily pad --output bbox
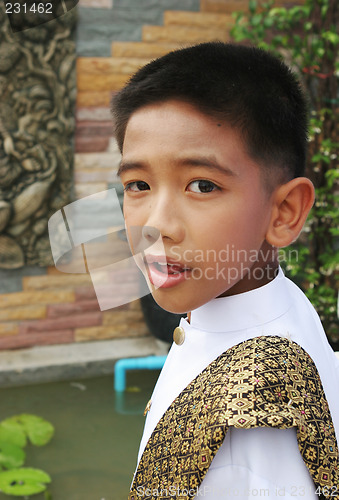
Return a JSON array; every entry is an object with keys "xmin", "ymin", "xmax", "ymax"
[
  {"xmin": 0, "ymin": 467, "xmax": 51, "ymax": 496},
  {"xmin": 0, "ymin": 441, "xmax": 25, "ymax": 469},
  {"xmin": 1, "ymin": 415, "xmax": 54, "ymax": 448},
  {"xmin": 19, "ymin": 414, "xmax": 54, "ymax": 446},
  {"xmin": 0, "ymin": 421, "xmax": 26, "ymax": 448}
]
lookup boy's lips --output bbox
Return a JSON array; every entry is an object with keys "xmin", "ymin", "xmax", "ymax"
[{"xmin": 143, "ymin": 254, "xmax": 192, "ymax": 288}]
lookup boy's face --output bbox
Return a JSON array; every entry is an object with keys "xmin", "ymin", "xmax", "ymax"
[{"xmin": 119, "ymin": 100, "xmax": 275, "ymax": 313}]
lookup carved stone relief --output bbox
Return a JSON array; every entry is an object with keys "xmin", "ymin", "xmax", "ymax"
[{"xmin": 0, "ymin": 6, "xmax": 77, "ymax": 268}]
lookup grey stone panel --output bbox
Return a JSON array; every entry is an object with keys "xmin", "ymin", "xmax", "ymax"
[
  {"xmin": 77, "ymin": 0, "xmax": 200, "ymax": 56},
  {"xmin": 0, "ymin": 267, "xmax": 47, "ymax": 294},
  {"xmin": 113, "ymin": 0, "xmax": 200, "ymax": 10},
  {"xmin": 77, "ymin": 11, "xmax": 142, "ymax": 56}
]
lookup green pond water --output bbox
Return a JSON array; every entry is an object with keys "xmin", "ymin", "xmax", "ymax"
[{"xmin": 0, "ymin": 370, "xmax": 160, "ymax": 500}]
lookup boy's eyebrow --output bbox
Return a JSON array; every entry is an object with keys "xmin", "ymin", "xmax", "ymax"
[
  {"xmin": 117, "ymin": 161, "xmax": 145, "ymax": 178},
  {"xmin": 180, "ymin": 156, "xmax": 237, "ymax": 177},
  {"xmin": 117, "ymin": 156, "xmax": 237, "ymax": 178}
]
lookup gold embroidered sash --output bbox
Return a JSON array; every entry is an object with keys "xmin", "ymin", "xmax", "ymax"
[{"xmin": 129, "ymin": 336, "xmax": 338, "ymax": 499}]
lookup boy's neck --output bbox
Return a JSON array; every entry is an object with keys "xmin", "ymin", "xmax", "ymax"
[
  {"xmin": 187, "ymin": 245, "xmax": 280, "ymax": 323},
  {"xmin": 219, "ymin": 261, "xmax": 279, "ymax": 298}
]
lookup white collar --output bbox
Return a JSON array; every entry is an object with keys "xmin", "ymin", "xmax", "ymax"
[{"xmin": 188, "ymin": 267, "xmax": 292, "ymax": 333}]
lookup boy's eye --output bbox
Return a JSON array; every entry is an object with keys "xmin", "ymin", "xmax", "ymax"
[
  {"xmin": 187, "ymin": 180, "xmax": 219, "ymax": 193},
  {"xmin": 124, "ymin": 181, "xmax": 150, "ymax": 192}
]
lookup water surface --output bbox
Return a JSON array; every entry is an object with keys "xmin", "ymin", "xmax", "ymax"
[{"xmin": 0, "ymin": 370, "xmax": 159, "ymax": 500}]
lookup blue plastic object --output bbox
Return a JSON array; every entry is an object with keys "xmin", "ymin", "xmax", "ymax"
[{"xmin": 114, "ymin": 355, "xmax": 167, "ymax": 392}]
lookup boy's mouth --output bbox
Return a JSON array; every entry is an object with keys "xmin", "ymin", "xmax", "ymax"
[
  {"xmin": 145, "ymin": 255, "xmax": 190, "ymax": 272},
  {"xmin": 143, "ymin": 255, "xmax": 191, "ymax": 288}
]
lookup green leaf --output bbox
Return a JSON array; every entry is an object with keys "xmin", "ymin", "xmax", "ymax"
[
  {"xmin": 311, "ymin": 153, "xmax": 325, "ymax": 163},
  {"xmin": 288, "ymin": 6, "xmax": 306, "ymax": 19},
  {"xmin": 249, "ymin": 0, "xmax": 257, "ymax": 13},
  {"xmin": 251, "ymin": 14, "xmax": 263, "ymax": 26},
  {"xmin": 316, "ymin": 46, "xmax": 325, "ymax": 57},
  {"xmin": 0, "ymin": 415, "xmax": 54, "ymax": 449},
  {"xmin": 0, "ymin": 441, "xmax": 25, "ymax": 470},
  {"xmin": 19, "ymin": 415, "xmax": 54, "ymax": 447},
  {"xmin": 269, "ymin": 7, "xmax": 286, "ymax": 17},
  {"xmin": 322, "ymin": 30, "xmax": 339, "ymax": 45},
  {"xmin": 0, "ymin": 421, "xmax": 26, "ymax": 449},
  {"xmin": 263, "ymin": 16, "xmax": 274, "ymax": 28},
  {"xmin": 0, "ymin": 468, "xmax": 51, "ymax": 496}
]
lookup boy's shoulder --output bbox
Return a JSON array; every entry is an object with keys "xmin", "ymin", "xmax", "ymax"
[
  {"xmin": 208, "ymin": 334, "xmax": 325, "ymax": 403},
  {"xmin": 209, "ymin": 335, "xmax": 338, "ymax": 485}
]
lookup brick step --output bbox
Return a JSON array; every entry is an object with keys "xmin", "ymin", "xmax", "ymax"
[
  {"xmin": 75, "ymin": 135, "xmax": 111, "ymax": 154},
  {"xmin": 47, "ymin": 266, "xmax": 65, "ymax": 275},
  {"xmin": 74, "ymin": 121, "xmax": 117, "ymax": 154},
  {"xmin": 0, "ymin": 305, "xmax": 47, "ymax": 322},
  {"xmin": 77, "ymin": 91, "xmax": 112, "ymax": 108},
  {"xmin": 0, "ymin": 290, "xmax": 75, "ymax": 308},
  {"xmin": 75, "ymin": 120, "xmax": 113, "ymax": 137},
  {"xmin": 19, "ymin": 311, "xmax": 103, "ymax": 335},
  {"xmin": 77, "ymin": 72, "xmax": 130, "ymax": 92},
  {"xmin": 201, "ymin": 0, "xmax": 304, "ymax": 13},
  {"xmin": 200, "ymin": 0, "xmax": 250, "ymax": 13},
  {"xmin": 0, "ymin": 322, "xmax": 19, "ymax": 336},
  {"xmin": 0, "ymin": 298, "xmax": 144, "ymax": 340},
  {"xmin": 75, "ymin": 151, "xmax": 121, "ymax": 171},
  {"xmin": 75, "ymin": 323, "xmax": 149, "ymax": 342},
  {"xmin": 51, "ymin": 307, "xmax": 147, "ymax": 343},
  {"xmin": 75, "ymin": 183, "xmax": 110, "ymax": 199},
  {"xmin": 47, "ymin": 300, "xmax": 101, "ymax": 317},
  {"xmin": 76, "ymin": 107, "xmax": 112, "ymax": 122},
  {"xmin": 142, "ymin": 25, "xmax": 230, "ymax": 44},
  {"xmin": 74, "ymin": 168, "xmax": 118, "ymax": 184},
  {"xmin": 0, "ymin": 330, "xmax": 74, "ymax": 350},
  {"xmin": 164, "ymin": 10, "xmax": 234, "ymax": 29},
  {"xmin": 23, "ymin": 274, "xmax": 92, "ymax": 291},
  {"xmin": 77, "ymin": 57, "xmax": 151, "ymax": 75},
  {"xmin": 111, "ymin": 41, "xmax": 186, "ymax": 59}
]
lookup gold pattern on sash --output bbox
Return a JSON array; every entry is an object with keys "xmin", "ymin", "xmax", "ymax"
[{"xmin": 129, "ymin": 336, "xmax": 338, "ymax": 500}]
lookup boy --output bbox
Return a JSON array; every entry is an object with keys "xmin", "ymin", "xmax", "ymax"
[{"xmin": 111, "ymin": 43, "xmax": 339, "ymax": 499}]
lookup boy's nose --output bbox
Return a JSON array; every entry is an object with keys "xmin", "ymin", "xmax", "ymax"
[
  {"xmin": 143, "ymin": 195, "xmax": 185, "ymax": 243},
  {"xmin": 141, "ymin": 225, "xmax": 160, "ymax": 244}
]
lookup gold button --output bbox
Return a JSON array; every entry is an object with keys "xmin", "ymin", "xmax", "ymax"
[{"xmin": 173, "ymin": 326, "xmax": 185, "ymax": 346}]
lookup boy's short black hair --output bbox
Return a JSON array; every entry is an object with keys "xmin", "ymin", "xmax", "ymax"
[{"xmin": 111, "ymin": 42, "xmax": 308, "ymax": 184}]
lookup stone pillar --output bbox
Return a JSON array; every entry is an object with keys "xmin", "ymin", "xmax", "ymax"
[{"xmin": 0, "ymin": 5, "xmax": 77, "ymax": 268}]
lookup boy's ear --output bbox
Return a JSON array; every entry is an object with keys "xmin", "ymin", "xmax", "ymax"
[{"xmin": 266, "ymin": 177, "xmax": 315, "ymax": 248}]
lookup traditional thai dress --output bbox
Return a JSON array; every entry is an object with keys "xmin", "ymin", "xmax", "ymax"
[{"xmin": 129, "ymin": 268, "xmax": 339, "ymax": 499}]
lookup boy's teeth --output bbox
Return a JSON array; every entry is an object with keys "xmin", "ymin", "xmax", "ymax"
[
  {"xmin": 167, "ymin": 263, "xmax": 188, "ymax": 273},
  {"xmin": 154, "ymin": 262, "xmax": 187, "ymax": 273},
  {"xmin": 168, "ymin": 264, "xmax": 180, "ymax": 272}
]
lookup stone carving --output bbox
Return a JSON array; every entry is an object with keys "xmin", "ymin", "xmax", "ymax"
[{"xmin": 0, "ymin": 6, "xmax": 77, "ymax": 268}]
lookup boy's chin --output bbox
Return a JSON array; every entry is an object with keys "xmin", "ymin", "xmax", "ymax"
[{"xmin": 149, "ymin": 290, "xmax": 189, "ymax": 315}]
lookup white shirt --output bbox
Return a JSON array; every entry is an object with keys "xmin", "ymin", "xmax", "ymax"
[{"xmin": 136, "ymin": 268, "xmax": 339, "ymax": 499}]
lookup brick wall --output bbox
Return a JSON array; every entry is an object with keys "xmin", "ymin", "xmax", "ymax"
[
  {"xmin": 0, "ymin": 0, "xmax": 203, "ymax": 351},
  {"xmin": 0, "ymin": 269, "xmax": 149, "ymax": 350}
]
